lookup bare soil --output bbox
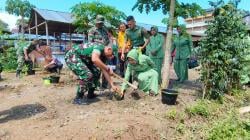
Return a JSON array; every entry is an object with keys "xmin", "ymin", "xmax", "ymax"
[{"xmin": 0, "ymin": 67, "xmax": 208, "ymax": 140}]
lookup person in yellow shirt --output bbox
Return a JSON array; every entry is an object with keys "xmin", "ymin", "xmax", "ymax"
[{"xmin": 117, "ymin": 22, "xmax": 131, "ymax": 77}]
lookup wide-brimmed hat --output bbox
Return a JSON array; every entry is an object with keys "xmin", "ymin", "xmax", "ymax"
[{"xmin": 95, "ymin": 15, "xmax": 105, "ymax": 24}]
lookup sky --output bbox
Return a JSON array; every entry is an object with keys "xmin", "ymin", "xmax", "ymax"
[{"xmin": 0, "ymin": 0, "xmax": 249, "ymax": 30}]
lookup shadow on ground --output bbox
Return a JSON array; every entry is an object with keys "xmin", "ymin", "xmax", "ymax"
[{"xmin": 0, "ymin": 103, "xmax": 46, "ymax": 123}]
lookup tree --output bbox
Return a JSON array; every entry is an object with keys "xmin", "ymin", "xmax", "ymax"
[
  {"xmin": 71, "ymin": 1, "xmax": 127, "ymax": 33},
  {"xmin": 16, "ymin": 18, "xmax": 29, "ymax": 33},
  {"xmin": 0, "ymin": 19, "xmax": 9, "ymax": 33},
  {"xmin": 132, "ymin": 0, "xmax": 204, "ymax": 89},
  {"xmin": 198, "ymin": 1, "xmax": 249, "ymax": 100},
  {"xmin": 5, "ymin": 0, "xmax": 35, "ymax": 34}
]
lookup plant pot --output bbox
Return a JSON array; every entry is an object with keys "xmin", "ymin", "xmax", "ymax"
[
  {"xmin": 43, "ymin": 77, "xmax": 51, "ymax": 85},
  {"xmin": 27, "ymin": 70, "xmax": 35, "ymax": 75},
  {"xmin": 49, "ymin": 76, "xmax": 60, "ymax": 83},
  {"xmin": 161, "ymin": 89, "xmax": 178, "ymax": 105}
]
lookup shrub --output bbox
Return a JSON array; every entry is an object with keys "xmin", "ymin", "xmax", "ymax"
[
  {"xmin": 0, "ymin": 47, "xmax": 17, "ymax": 71},
  {"xmin": 198, "ymin": 2, "xmax": 250, "ymax": 100},
  {"xmin": 185, "ymin": 100, "xmax": 210, "ymax": 118},
  {"xmin": 207, "ymin": 115, "xmax": 250, "ymax": 140}
]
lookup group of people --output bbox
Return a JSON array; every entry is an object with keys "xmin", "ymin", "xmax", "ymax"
[
  {"xmin": 15, "ymin": 39, "xmax": 63, "ymax": 78},
  {"xmin": 11, "ymin": 14, "xmax": 193, "ymax": 105},
  {"xmin": 65, "ymin": 15, "xmax": 193, "ymax": 105}
]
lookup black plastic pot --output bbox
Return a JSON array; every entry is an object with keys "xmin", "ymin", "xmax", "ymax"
[
  {"xmin": 161, "ymin": 89, "xmax": 178, "ymax": 105},
  {"xmin": 49, "ymin": 76, "xmax": 60, "ymax": 83},
  {"xmin": 27, "ymin": 70, "xmax": 35, "ymax": 75}
]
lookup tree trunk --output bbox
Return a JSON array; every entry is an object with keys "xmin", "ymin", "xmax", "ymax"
[
  {"xmin": 161, "ymin": 0, "xmax": 175, "ymax": 89},
  {"xmin": 21, "ymin": 16, "xmax": 25, "ymax": 35}
]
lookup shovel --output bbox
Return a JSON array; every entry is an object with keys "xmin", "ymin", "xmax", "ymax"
[{"xmin": 112, "ymin": 73, "xmax": 144, "ymax": 100}]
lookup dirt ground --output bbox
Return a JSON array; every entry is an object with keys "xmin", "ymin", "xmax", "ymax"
[{"xmin": 0, "ymin": 67, "xmax": 210, "ymax": 140}]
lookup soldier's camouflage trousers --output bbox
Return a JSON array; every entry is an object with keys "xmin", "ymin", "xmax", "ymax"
[
  {"xmin": 0, "ymin": 63, "xmax": 2, "ymax": 73},
  {"xmin": 65, "ymin": 53, "xmax": 100, "ymax": 98},
  {"xmin": 16, "ymin": 55, "xmax": 33, "ymax": 72}
]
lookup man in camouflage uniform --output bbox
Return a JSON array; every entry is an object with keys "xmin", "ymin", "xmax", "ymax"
[
  {"xmin": 65, "ymin": 43, "xmax": 118, "ymax": 105},
  {"xmin": 121, "ymin": 15, "xmax": 150, "ymax": 60},
  {"xmin": 16, "ymin": 39, "xmax": 41, "ymax": 78},
  {"xmin": 88, "ymin": 15, "xmax": 110, "ymax": 46},
  {"xmin": 0, "ymin": 63, "xmax": 2, "ymax": 80},
  {"xmin": 0, "ymin": 46, "xmax": 2, "ymax": 80}
]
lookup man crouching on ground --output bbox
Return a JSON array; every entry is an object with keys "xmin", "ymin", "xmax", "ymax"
[
  {"xmin": 121, "ymin": 49, "xmax": 159, "ymax": 98},
  {"xmin": 65, "ymin": 43, "xmax": 118, "ymax": 105}
]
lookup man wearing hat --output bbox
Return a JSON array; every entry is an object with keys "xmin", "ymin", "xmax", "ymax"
[
  {"xmin": 88, "ymin": 15, "xmax": 110, "ymax": 46},
  {"xmin": 16, "ymin": 39, "xmax": 42, "ymax": 78}
]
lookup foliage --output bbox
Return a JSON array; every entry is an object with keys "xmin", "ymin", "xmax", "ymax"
[
  {"xmin": 132, "ymin": 0, "xmax": 204, "ymax": 25},
  {"xmin": 0, "ymin": 47, "xmax": 17, "ymax": 71},
  {"xmin": 207, "ymin": 115, "xmax": 250, "ymax": 140},
  {"xmin": 185, "ymin": 100, "xmax": 211, "ymax": 118},
  {"xmin": 165, "ymin": 108, "xmax": 177, "ymax": 120},
  {"xmin": 5, "ymin": 0, "xmax": 35, "ymax": 34},
  {"xmin": 198, "ymin": 1, "xmax": 250, "ymax": 100},
  {"xmin": 5, "ymin": 0, "xmax": 35, "ymax": 18},
  {"xmin": 0, "ymin": 19, "xmax": 9, "ymax": 33},
  {"xmin": 71, "ymin": 1, "xmax": 127, "ymax": 33}
]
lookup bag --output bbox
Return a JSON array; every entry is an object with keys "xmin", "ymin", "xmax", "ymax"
[{"xmin": 188, "ymin": 57, "xmax": 199, "ymax": 69}]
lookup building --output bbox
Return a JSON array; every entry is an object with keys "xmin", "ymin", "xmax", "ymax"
[{"xmin": 184, "ymin": 9, "xmax": 214, "ymax": 44}]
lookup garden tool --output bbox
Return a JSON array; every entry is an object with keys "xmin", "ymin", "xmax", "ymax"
[
  {"xmin": 112, "ymin": 73, "xmax": 144, "ymax": 100},
  {"xmin": 112, "ymin": 73, "xmax": 137, "ymax": 89}
]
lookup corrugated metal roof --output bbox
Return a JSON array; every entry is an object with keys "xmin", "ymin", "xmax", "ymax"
[
  {"xmin": 137, "ymin": 22, "xmax": 167, "ymax": 33},
  {"xmin": 137, "ymin": 22, "xmax": 178, "ymax": 34},
  {"xmin": 33, "ymin": 8, "xmax": 74, "ymax": 23}
]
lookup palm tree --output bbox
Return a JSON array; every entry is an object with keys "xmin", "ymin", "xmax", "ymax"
[{"xmin": 5, "ymin": 0, "xmax": 35, "ymax": 34}]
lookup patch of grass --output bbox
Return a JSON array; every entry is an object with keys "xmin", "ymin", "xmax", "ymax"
[
  {"xmin": 185, "ymin": 100, "xmax": 210, "ymax": 118},
  {"xmin": 176, "ymin": 123, "xmax": 185, "ymax": 134},
  {"xmin": 207, "ymin": 115, "xmax": 250, "ymax": 140},
  {"xmin": 165, "ymin": 108, "xmax": 177, "ymax": 120}
]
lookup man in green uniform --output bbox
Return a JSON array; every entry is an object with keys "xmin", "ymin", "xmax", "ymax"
[
  {"xmin": 121, "ymin": 49, "xmax": 159, "ymax": 97},
  {"xmin": 88, "ymin": 15, "xmax": 109, "ymax": 45},
  {"xmin": 16, "ymin": 39, "xmax": 41, "ymax": 78},
  {"xmin": 146, "ymin": 26, "xmax": 164, "ymax": 83},
  {"xmin": 65, "ymin": 43, "xmax": 118, "ymax": 105},
  {"xmin": 171, "ymin": 25, "xmax": 192, "ymax": 83},
  {"xmin": 121, "ymin": 15, "xmax": 150, "ymax": 60}
]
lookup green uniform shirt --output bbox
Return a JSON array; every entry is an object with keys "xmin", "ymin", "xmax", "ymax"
[
  {"xmin": 125, "ymin": 26, "xmax": 149, "ymax": 47},
  {"xmin": 66, "ymin": 43, "xmax": 118, "ymax": 59},
  {"xmin": 146, "ymin": 33, "xmax": 164, "ymax": 58},
  {"xmin": 171, "ymin": 35, "xmax": 192, "ymax": 60},
  {"xmin": 121, "ymin": 49, "xmax": 158, "ymax": 94},
  {"xmin": 88, "ymin": 26, "xmax": 110, "ymax": 46}
]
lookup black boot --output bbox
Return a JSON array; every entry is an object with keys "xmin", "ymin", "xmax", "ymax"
[
  {"xmin": 72, "ymin": 97, "xmax": 88, "ymax": 105},
  {"xmin": 16, "ymin": 70, "xmax": 21, "ymax": 78},
  {"xmin": 72, "ymin": 91, "xmax": 87, "ymax": 105},
  {"xmin": 87, "ymin": 88, "xmax": 97, "ymax": 99}
]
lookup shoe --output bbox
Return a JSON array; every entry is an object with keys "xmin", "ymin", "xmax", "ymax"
[
  {"xmin": 87, "ymin": 88, "xmax": 98, "ymax": 99},
  {"xmin": 16, "ymin": 70, "xmax": 21, "ymax": 78},
  {"xmin": 72, "ymin": 98, "xmax": 88, "ymax": 105}
]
